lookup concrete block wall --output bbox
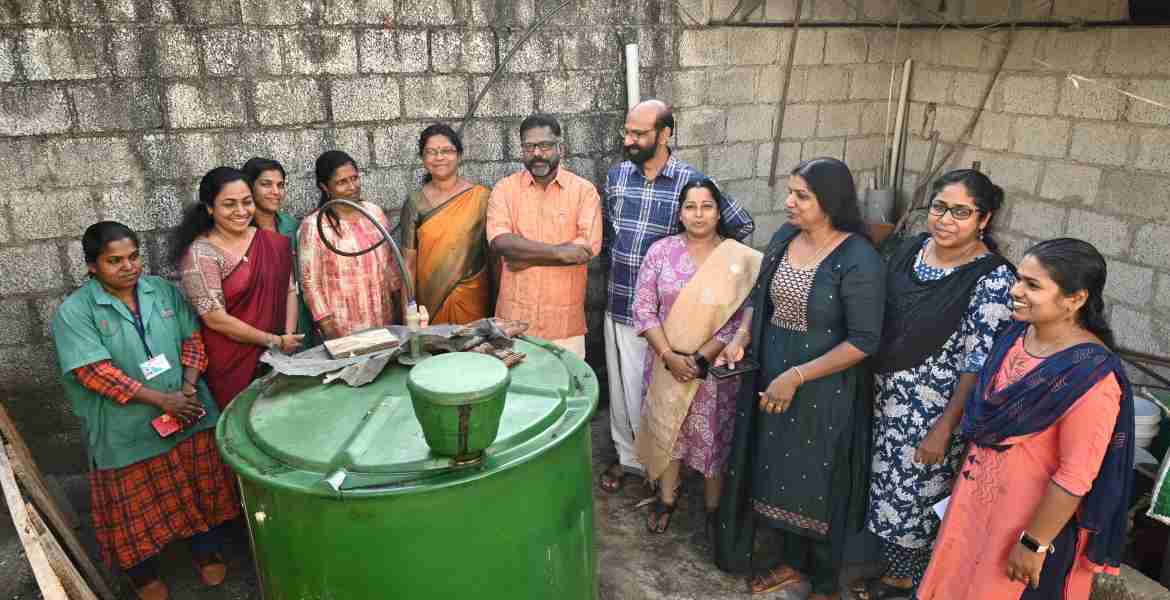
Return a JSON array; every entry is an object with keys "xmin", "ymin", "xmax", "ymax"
[{"xmin": 1, "ymin": 0, "xmax": 1169, "ymax": 469}]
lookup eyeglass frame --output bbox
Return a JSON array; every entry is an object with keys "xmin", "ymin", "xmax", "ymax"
[
  {"xmin": 421, "ymin": 147, "xmax": 459, "ymax": 158},
  {"xmin": 928, "ymin": 199, "xmax": 982, "ymax": 221},
  {"xmin": 520, "ymin": 140, "xmax": 561, "ymax": 155}
]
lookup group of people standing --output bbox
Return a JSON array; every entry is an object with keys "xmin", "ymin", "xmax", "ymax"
[{"xmin": 48, "ymin": 96, "xmax": 1133, "ymax": 600}]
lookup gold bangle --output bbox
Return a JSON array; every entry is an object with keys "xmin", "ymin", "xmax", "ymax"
[{"xmin": 791, "ymin": 365, "xmax": 806, "ymax": 386}]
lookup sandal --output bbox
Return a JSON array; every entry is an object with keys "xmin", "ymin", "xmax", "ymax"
[
  {"xmin": 193, "ymin": 552, "xmax": 227, "ymax": 587},
  {"xmin": 134, "ymin": 580, "xmax": 169, "ymax": 600},
  {"xmin": 599, "ymin": 461, "xmax": 626, "ymax": 493},
  {"xmin": 749, "ymin": 564, "xmax": 805, "ymax": 595},
  {"xmin": 646, "ymin": 499, "xmax": 676, "ymax": 534},
  {"xmin": 704, "ymin": 509, "xmax": 718, "ymax": 547},
  {"xmin": 850, "ymin": 577, "xmax": 913, "ymax": 600}
]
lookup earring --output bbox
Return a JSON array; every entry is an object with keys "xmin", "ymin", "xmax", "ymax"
[{"xmin": 979, "ymin": 228, "xmax": 985, "ymax": 240}]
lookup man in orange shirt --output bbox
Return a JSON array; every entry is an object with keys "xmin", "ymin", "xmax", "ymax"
[{"xmin": 486, "ymin": 114, "xmax": 602, "ymax": 358}]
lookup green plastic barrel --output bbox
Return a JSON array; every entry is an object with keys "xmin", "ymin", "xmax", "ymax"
[{"xmin": 216, "ymin": 338, "xmax": 599, "ymax": 600}]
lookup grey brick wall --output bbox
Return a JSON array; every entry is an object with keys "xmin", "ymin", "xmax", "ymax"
[{"xmin": 0, "ymin": 0, "xmax": 1167, "ymax": 471}]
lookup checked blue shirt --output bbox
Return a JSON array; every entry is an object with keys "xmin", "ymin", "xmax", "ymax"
[{"xmin": 603, "ymin": 154, "xmax": 755, "ymax": 326}]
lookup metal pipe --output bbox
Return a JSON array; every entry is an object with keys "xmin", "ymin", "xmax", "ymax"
[
  {"xmin": 624, "ymin": 43, "xmax": 640, "ymax": 110},
  {"xmin": 767, "ymin": 0, "xmax": 804, "ymax": 187},
  {"xmin": 315, "ymin": 198, "xmax": 414, "ymax": 303},
  {"xmin": 711, "ymin": 19, "xmax": 1152, "ymax": 28}
]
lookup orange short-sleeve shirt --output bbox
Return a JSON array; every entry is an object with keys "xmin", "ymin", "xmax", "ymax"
[{"xmin": 486, "ymin": 168, "xmax": 602, "ymax": 340}]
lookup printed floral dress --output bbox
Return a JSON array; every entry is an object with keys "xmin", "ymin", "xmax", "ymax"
[{"xmin": 866, "ymin": 238, "xmax": 1016, "ymax": 551}]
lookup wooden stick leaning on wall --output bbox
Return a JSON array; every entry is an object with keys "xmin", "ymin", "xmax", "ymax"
[
  {"xmin": 27, "ymin": 501, "xmax": 100, "ymax": 600},
  {"xmin": 0, "ymin": 403, "xmax": 117, "ymax": 600},
  {"xmin": 0, "ymin": 444, "xmax": 69, "ymax": 599}
]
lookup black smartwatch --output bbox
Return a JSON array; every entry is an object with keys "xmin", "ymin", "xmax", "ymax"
[{"xmin": 1018, "ymin": 531, "xmax": 1054, "ymax": 554}]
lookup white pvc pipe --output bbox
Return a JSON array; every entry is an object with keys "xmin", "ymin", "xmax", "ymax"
[{"xmin": 625, "ymin": 44, "xmax": 640, "ymax": 110}]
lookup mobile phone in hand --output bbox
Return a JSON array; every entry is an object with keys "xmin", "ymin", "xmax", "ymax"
[
  {"xmin": 709, "ymin": 358, "xmax": 760, "ymax": 379},
  {"xmin": 151, "ymin": 414, "xmax": 182, "ymax": 437}
]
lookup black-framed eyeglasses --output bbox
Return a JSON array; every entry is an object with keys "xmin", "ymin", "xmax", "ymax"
[
  {"xmin": 929, "ymin": 201, "xmax": 980, "ymax": 220},
  {"xmin": 619, "ymin": 127, "xmax": 655, "ymax": 139},
  {"xmin": 520, "ymin": 141, "xmax": 559, "ymax": 154}
]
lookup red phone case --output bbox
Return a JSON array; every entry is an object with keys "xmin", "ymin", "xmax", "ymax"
[{"xmin": 151, "ymin": 414, "xmax": 182, "ymax": 437}]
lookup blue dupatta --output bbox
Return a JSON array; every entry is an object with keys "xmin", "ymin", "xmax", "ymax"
[{"xmin": 960, "ymin": 320, "xmax": 1134, "ymax": 570}]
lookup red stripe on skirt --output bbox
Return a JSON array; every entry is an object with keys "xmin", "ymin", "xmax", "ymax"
[{"xmin": 89, "ymin": 430, "xmax": 240, "ymax": 569}]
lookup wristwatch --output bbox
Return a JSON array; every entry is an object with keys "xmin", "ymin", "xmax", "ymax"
[
  {"xmin": 1018, "ymin": 531, "xmax": 1055, "ymax": 554},
  {"xmin": 267, "ymin": 334, "xmax": 281, "ymax": 351}
]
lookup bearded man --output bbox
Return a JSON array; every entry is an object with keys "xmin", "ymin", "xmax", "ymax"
[{"xmin": 598, "ymin": 99, "xmax": 755, "ymax": 493}]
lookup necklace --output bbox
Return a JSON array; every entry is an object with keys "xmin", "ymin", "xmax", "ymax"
[
  {"xmin": 789, "ymin": 231, "xmax": 842, "ymax": 270},
  {"xmin": 926, "ymin": 239, "xmax": 980, "ymax": 269},
  {"xmin": 1024, "ymin": 324, "xmax": 1078, "ymax": 357}
]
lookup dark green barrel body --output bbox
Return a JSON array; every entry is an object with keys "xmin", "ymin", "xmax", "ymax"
[{"xmin": 216, "ymin": 338, "xmax": 599, "ymax": 600}]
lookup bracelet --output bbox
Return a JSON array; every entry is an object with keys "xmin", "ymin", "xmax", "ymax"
[
  {"xmin": 267, "ymin": 334, "xmax": 280, "ymax": 350},
  {"xmin": 791, "ymin": 365, "xmax": 806, "ymax": 386}
]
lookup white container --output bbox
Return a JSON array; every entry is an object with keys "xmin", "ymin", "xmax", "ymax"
[
  {"xmin": 1136, "ymin": 397, "xmax": 1163, "ymax": 424},
  {"xmin": 1137, "ymin": 432, "xmax": 1157, "ymax": 449}
]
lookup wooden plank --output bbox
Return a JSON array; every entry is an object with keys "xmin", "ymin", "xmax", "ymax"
[
  {"xmin": 0, "ymin": 445, "xmax": 69, "ymax": 599},
  {"xmin": 323, "ymin": 328, "xmax": 401, "ymax": 358},
  {"xmin": 0, "ymin": 403, "xmax": 118, "ymax": 600},
  {"xmin": 28, "ymin": 503, "xmax": 100, "ymax": 600}
]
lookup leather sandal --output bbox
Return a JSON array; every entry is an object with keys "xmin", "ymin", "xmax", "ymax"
[
  {"xmin": 599, "ymin": 461, "xmax": 626, "ymax": 493},
  {"xmin": 749, "ymin": 564, "xmax": 805, "ymax": 594},
  {"xmin": 851, "ymin": 577, "xmax": 913, "ymax": 600},
  {"xmin": 134, "ymin": 579, "xmax": 168, "ymax": 600},
  {"xmin": 646, "ymin": 499, "xmax": 676, "ymax": 534},
  {"xmin": 193, "ymin": 552, "xmax": 227, "ymax": 586}
]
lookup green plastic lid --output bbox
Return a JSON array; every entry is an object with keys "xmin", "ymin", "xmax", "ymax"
[
  {"xmin": 216, "ymin": 338, "xmax": 598, "ymax": 498},
  {"xmin": 406, "ymin": 352, "xmax": 509, "ymax": 405}
]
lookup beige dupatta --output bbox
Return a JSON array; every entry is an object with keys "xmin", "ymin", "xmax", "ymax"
[{"xmin": 636, "ymin": 239, "xmax": 763, "ymax": 482}]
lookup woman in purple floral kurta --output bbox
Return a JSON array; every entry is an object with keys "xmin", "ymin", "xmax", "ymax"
[{"xmin": 633, "ymin": 233, "xmax": 745, "ymax": 502}]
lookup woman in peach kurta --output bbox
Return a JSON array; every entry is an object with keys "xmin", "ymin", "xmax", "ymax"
[{"xmin": 917, "ymin": 239, "xmax": 1134, "ymax": 600}]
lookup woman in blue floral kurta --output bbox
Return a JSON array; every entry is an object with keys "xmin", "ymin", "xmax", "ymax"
[{"xmin": 857, "ymin": 170, "xmax": 1016, "ymax": 599}]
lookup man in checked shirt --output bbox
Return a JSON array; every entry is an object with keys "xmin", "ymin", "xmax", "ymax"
[{"xmin": 599, "ymin": 99, "xmax": 755, "ymax": 493}]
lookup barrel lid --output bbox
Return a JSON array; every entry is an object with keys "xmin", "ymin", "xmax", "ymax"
[
  {"xmin": 406, "ymin": 352, "xmax": 509, "ymax": 405},
  {"xmin": 216, "ymin": 338, "xmax": 598, "ymax": 498}
]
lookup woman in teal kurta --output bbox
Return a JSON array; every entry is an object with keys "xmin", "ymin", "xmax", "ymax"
[
  {"xmin": 714, "ymin": 158, "xmax": 885, "ymax": 599},
  {"xmin": 52, "ymin": 221, "xmax": 240, "ymax": 598},
  {"xmin": 242, "ymin": 156, "xmax": 316, "ymax": 345}
]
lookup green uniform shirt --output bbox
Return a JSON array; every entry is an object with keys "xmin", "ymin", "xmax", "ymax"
[
  {"xmin": 275, "ymin": 211, "xmax": 318, "ymax": 345},
  {"xmin": 51, "ymin": 276, "xmax": 219, "ymax": 470}
]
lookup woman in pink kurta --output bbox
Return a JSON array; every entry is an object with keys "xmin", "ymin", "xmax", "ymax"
[{"xmin": 916, "ymin": 238, "xmax": 1134, "ymax": 600}]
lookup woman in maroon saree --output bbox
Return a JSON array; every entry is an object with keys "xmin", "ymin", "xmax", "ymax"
[{"xmin": 172, "ymin": 167, "xmax": 303, "ymax": 409}]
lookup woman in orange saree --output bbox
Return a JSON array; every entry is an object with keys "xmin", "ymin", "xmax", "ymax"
[{"xmin": 401, "ymin": 123, "xmax": 494, "ymax": 325}]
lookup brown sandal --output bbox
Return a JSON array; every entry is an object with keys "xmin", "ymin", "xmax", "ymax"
[
  {"xmin": 134, "ymin": 579, "xmax": 169, "ymax": 600},
  {"xmin": 193, "ymin": 552, "xmax": 227, "ymax": 586},
  {"xmin": 749, "ymin": 564, "xmax": 806, "ymax": 595},
  {"xmin": 599, "ymin": 461, "xmax": 626, "ymax": 493}
]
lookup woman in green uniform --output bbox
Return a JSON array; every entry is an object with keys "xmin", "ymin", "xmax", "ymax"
[
  {"xmin": 242, "ymin": 156, "xmax": 316, "ymax": 345},
  {"xmin": 52, "ymin": 221, "xmax": 241, "ymax": 600},
  {"xmin": 714, "ymin": 158, "xmax": 885, "ymax": 600}
]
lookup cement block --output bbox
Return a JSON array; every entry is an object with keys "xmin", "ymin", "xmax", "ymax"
[
  {"xmin": 362, "ymin": 168, "xmax": 415, "ymax": 211},
  {"xmin": 722, "ymin": 178, "xmax": 776, "ymax": 216},
  {"xmin": 817, "ymin": 103, "xmax": 862, "ymax": 137},
  {"xmin": 674, "ymin": 148, "xmax": 705, "ymax": 172},
  {"xmin": 404, "ymin": 75, "xmax": 468, "ymax": 119},
  {"xmin": 465, "ymin": 0, "xmax": 536, "ymax": 27},
  {"xmin": 779, "ymin": 104, "xmax": 818, "ymax": 139},
  {"xmin": 1041, "ymin": 31, "xmax": 1105, "ymax": 74},
  {"xmin": 814, "ymin": 0, "xmax": 855, "ymax": 19},
  {"xmin": 1069, "ymin": 123, "xmax": 1131, "ymax": 167},
  {"xmin": 936, "ymin": 32, "xmax": 987, "ymax": 69},
  {"xmin": 1066, "ymin": 209, "xmax": 1131, "ymax": 258},
  {"xmin": 201, "ymin": 29, "xmax": 246, "ymax": 76},
  {"xmin": 730, "ymin": 29, "xmax": 783, "ymax": 65},
  {"xmin": 862, "ymin": 0, "xmax": 898, "ymax": 20},
  {"xmin": 1127, "ymin": 80, "xmax": 1170, "ymax": 126},
  {"xmin": 1054, "ymin": 0, "xmax": 1129, "ymax": 21},
  {"xmin": 17, "ymin": 29, "xmax": 101, "ymax": 80},
  {"xmin": 910, "ymin": 68, "xmax": 953, "ymax": 104},
  {"xmin": 0, "ymin": 37, "xmax": 14, "ymax": 82},
  {"xmin": 360, "ymin": 30, "xmax": 428, "ymax": 74},
  {"xmin": 241, "ymin": 0, "xmax": 313, "ymax": 24},
  {"xmin": 107, "ymin": 27, "xmax": 144, "ymax": 78},
  {"xmin": 707, "ymin": 144, "xmax": 756, "ymax": 181},
  {"xmin": 281, "ymin": 30, "xmax": 358, "ymax": 75},
  {"xmin": 1008, "ymin": 198, "xmax": 1067, "ymax": 238},
  {"xmin": 756, "ymin": 141, "xmax": 801, "ymax": 178},
  {"xmin": 637, "ymin": 27, "xmax": 674, "ymax": 69},
  {"xmin": 0, "ymin": 344, "xmax": 58, "ymax": 387},
  {"xmin": 1133, "ymin": 223, "xmax": 1170, "ymax": 268},
  {"xmin": 471, "ymin": 75, "xmax": 535, "ymax": 118},
  {"xmin": 1111, "ymin": 306, "xmax": 1167, "ymax": 356},
  {"xmin": 138, "ymin": 133, "xmax": 221, "ymax": 180},
  {"xmin": 824, "ymin": 30, "xmax": 867, "ymax": 65},
  {"xmin": 323, "ymin": 0, "xmax": 396, "ymax": 24},
  {"xmin": 950, "ymin": 71, "xmax": 996, "ymax": 109},
  {"xmin": 433, "ymin": 30, "xmax": 496, "ymax": 74},
  {"xmin": 538, "ymin": 72, "xmax": 596, "ymax": 114},
  {"xmin": 1057, "ymin": 78, "xmax": 1125, "ymax": 121},
  {"xmin": 1003, "ymin": 30, "xmax": 1044, "ymax": 71},
  {"xmin": 42, "ymin": 137, "xmax": 138, "ymax": 186},
  {"xmin": 563, "ymin": 114, "xmax": 623, "ymax": 155},
  {"xmin": 0, "ymin": 300, "xmax": 32, "ymax": 344},
  {"xmin": 658, "ymin": 70, "xmax": 707, "ymax": 108},
  {"xmin": 1011, "ymin": 116, "xmax": 1070, "ymax": 158},
  {"xmin": 460, "ymin": 121, "xmax": 507, "ymax": 163},
  {"xmin": 794, "ymin": 30, "xmax": 825, "ymax": 65},
  {"xmin": 961, "ymin": 0, "xmax": 1012, "ymax": 20},
  {"xmin": 707, "ymin": 67, "xmax": 756, "ymax": 105},
  {"xmin": 330, "ymin": 127, "xmax": 372, "ymax": 168},
  {"xmin": 674, "ymin": 108, "xmax": 726, "ymax": 147},
  {"xmin": 224, "ymin": 129, "xmax": 329, "ymax": 178},
  {"xmin": 1100, "ymin": 171, "xmax": 1170, "ymax": 221},
  {"xmin": 804, "ymin": 66, "xmax": 849, "ymax": 101},
  {"xmin": 1136, "ymin": 130, "xmax": 1170, "ymax": 174},
  {"xmin": 1158, "ymin": 275, "xmax": 1170, "ymax": 313},
  {"xmin": 1105, "ymin": 30, "xmax": 1170, "ymax": 76},
  {"xmin": 1040, "ymin": 162, "xmax": 1101, "ymax": 205},
  {"xmin": 3, "ymin": 189, "xmax": 97, "ymax": 241},
  {"xmin": 755, "ymin": 66, "xmax": 791, "ymax": 103},
  {"xmin": 34, "ymin": 294, "xmax": 67, "ymax": 339},
  {"xmin": 803, "ymin": 139, "xmax": 845, "ymax": 161},
  {"xmin": 165, "ymin": 81, "xmax": 247, "ymax": 129},
  {"xmin": 100, "ymin": 184, "xmax": 186, "ymax": 232},
  {"xmin": 561, "ymin": 30, "xmax": 618, "ymax": 71},
  {"xmin": 500, "ymin": 31, "xmax": 558, "ymax": 74},
  {"xmin": 156, "ymin": 27, "xmax": 200, "ymax": 78},
  {"xmin": 374, "ymin": 124, "xmax": 425, "ymax": 167},
  {"xmin": 0, "ymin": 2, "xmax": 42, "ymax": 23},
  {"xmin": 0, "ymin": 245, "xmax": 63, "ymax": 295},
  {"xmin": 72, "ymin": 81, "xmax": 163, "ymax": 132},
  {"xmin": 0, "ymin": 84, "xmax": 70, "ymax": 135},
  {"xmin": 933, "ymin": 105, "xmax": 976, "ymax": 143},
  {"xmin": 1000, "ymin": 75, "xmax": 1060, "ymax": 115},
  {"xmin": 255, "ymin": 79, "xmax": 324, "ymax": 125},
  {"xmin": 977, "ymin": 151, "xmax": 1041, "ymax": 194},
  {"xmin": 974, "ymin": 111, "xmax": 1012, "ymax": 151},
  {"xmin": 1102, "ymin": 260, "xmax": 1154, "ymax": 305},
  {"xmin": 859, "ymin": 101, "xmax": 892, "ymax": 136},
  {"xmin": 764, "ymin": 0, "xmax": 813, "ymax": 21},
  {"xmin": 399, "ymin": 0, "xmax": 455, "ymax": 24},
  {"xmin": 168, "ymin": 0, "xmax": 239, "ymax": 23},
  {"xmin": 679, "ymin": 29, "xmax": 728, "ymax": 67},
  {"xmin": 331, "ymin": 76, "xmax": 401, "ymax": 122},
  {"xmin": 866, "ymin": 30, "xmax": 909, "ymax": 64},
  {"xmin": 850, "ymin": 63, "xmax": 896, "ymax": 100},
  {"xmin": 727, "ymin": 105, "xmax": 773, "ymax": 142},
  {"xmin": 844, "ymin": 136, "xmax": 886, "ymax": 171}
]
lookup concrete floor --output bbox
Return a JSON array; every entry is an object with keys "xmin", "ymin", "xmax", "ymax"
[{"xmin": 1, "ymin": 407, "xmax": 1167, "ymax": 599}]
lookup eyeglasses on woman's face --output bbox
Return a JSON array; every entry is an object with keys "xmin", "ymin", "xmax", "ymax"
[
  {"xmin": 422, "ymin": 147, "xmax": 458, "ymax": 158},
  {"xmin": 928, "ymin": 199, "xmax": 980, "ymax": 220}
]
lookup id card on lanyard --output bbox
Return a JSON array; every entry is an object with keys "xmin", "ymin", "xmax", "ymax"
[{"xmin": 131, "ymin": 301, "xmax": 171, "ymax": 381}]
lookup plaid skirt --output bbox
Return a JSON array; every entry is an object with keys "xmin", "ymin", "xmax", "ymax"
[{"xmin": 90, "ymin": 430, "xmax": 240, "ymax": 569}]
